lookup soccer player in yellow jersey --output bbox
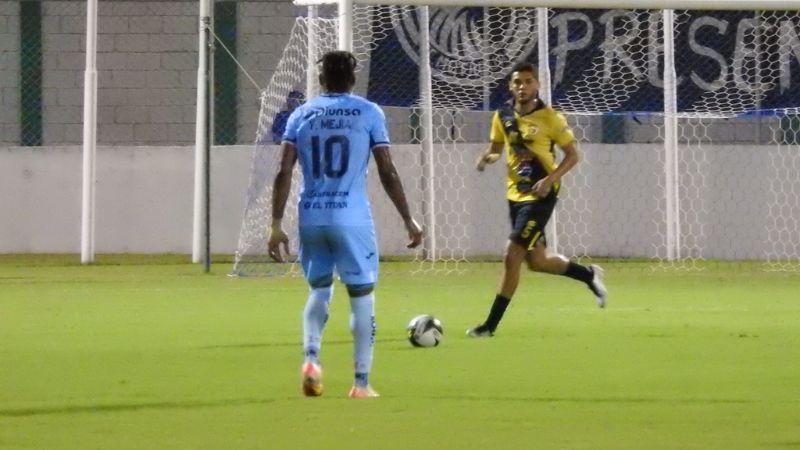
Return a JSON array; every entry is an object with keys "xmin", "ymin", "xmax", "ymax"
[{"xmin": 467, "ymin": 62, "xmax": 607, "ymax": 338}]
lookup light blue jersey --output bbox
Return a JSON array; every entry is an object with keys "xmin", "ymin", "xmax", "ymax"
[{"xmin": 283, "ymin": 93, "xmax": 390, "ymax": 227}]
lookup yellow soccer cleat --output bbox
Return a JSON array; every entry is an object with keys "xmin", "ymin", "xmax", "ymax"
[
  {"xmin": 301, "ymin": 362, "xmax": 323, "ymax": 397},
  {"xmin": 348, "ymin": 385, "xmax": 380, "ymax": 398}
]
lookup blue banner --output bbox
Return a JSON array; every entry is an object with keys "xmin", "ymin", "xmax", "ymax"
[{"xmin": 366, "ymin": 8, "xmax": 800, "ymax": 114}]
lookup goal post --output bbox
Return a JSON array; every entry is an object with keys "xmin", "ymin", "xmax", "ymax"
[
  {"xmin": 663, "ymin": 9, "xmax": 680, "ymax": 261},
  {"xmin": 231, "ymin": 0, "xmax": 800, "ymax": 276}
]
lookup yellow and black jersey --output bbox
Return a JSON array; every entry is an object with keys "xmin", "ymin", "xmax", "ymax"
[{"xmin": 490, "ymin": 101, "xmax": 576, "ymax": 202}]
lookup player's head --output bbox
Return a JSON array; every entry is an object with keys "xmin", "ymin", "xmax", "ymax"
[
  {"xmin": 286, "ymin": 90, "xmax": 304, "ymax": 110},
  {"xmin": 508, "ymin": 62, "xmax": 539, "ymax": 104},
  {"xmin": 319, "ymin": 51, "xmax": 357, "ymax": 93}
]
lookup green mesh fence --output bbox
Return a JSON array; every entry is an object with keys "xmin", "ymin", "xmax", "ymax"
[
  {"xmin": 19, "ymin": 1, "xmax": 41, "ymax": 146},
  {"xmin": 214, "ymin": 1, "xmax": 237, "ymax": 145}
]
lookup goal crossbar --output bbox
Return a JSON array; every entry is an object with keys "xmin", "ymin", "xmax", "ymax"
[{"xmin": 294, "ymin": 0, "xmax": 800, "ymax": 10}]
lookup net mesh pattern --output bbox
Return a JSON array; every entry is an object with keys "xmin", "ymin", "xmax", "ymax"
[{"xmin": 233, "ymin": 7, "xmax": 800, "ymax": 275}]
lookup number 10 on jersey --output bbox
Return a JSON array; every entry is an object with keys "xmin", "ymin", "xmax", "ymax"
[{"xmin": 311, "ymin": 135, "xmax": 350, "ymax": 179}]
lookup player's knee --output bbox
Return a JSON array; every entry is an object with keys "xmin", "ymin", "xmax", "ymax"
[
  {"xmin": 346, "ymin": 283, "xmax": 374, "ymax": 297},
  {"xmin": 503, "ymin": 253, "xmax": 517, "ymax": 272},
  {"xmin": 504, "ymin": 242, "xmax": 526, "ymax": 268},
  {"xmin": 309, "ymin": 275, "xmax": 334, "ymax": 289},
  {"xmin": 526, "ymin": 253, "xmax": 546, "ymax": 272}
]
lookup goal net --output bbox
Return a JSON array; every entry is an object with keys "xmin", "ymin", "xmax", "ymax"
[{"xmin": 232, "ymin": 5, "xmax": 800, "ymax": 276}]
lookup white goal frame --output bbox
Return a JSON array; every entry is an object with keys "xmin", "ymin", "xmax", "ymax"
[
  {"xmin": 224, "ymin": 0, "xmax": 800, "ymax": 276},
  {"xmin": 276, "ymin": 0, "xmax": 800, "ymax": 263}
]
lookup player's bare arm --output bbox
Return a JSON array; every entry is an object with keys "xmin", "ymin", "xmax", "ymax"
[
  {"xmin": 373, "ymin": 146, "xmax": 423, "ymax": 248},
  {"xmin": 476, "ymin": 141, "xmax": 504, "ymax": 171},
  {"xmin": 532, "ymin": 141, "xmax": 580, "ymax": 198},
  {"xmin": 268, "ymin": 142, "xmax": 297, "ymax": 262}
]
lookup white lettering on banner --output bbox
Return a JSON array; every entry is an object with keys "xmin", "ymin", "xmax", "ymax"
[
  {"xmin": 689, "ymin": 16, "xmax": 729, "ymax": 92},
  {"xmin": 647, "ymin": 13, "xmax": 665, "ymax": 89},
  {"xmin": 391, "ymin": 8, "xmax": 800, "ymax": 93},
  {"xmin": 779, "ymin": 20, "xmax": 800, "ymax": 92},
  {"xmin": 599, "ymin": 10, "xmax": 644, "ymax": 84},
  {"xmin": 550, "ymin": 12, "xmax": 594, "ymax": 86},
  {"xmin": 733, "ymin": 18, "xmax": 762, "ymax": 94}
]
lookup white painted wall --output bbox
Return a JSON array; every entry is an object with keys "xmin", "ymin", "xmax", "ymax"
[
  {"xmin": 1, "ymin": 145, "xmax": 251, "ymax": 253},
  {"xmin": 1, "ymin": 143, "xmax": 796, "ymax": 261}
]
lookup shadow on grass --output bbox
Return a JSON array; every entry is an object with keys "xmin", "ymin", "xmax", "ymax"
[
  {"xmin": 3, "ymin": 394, "xmax": 772, "ymax": 418},
  {"xmin": 198, "ymin": 337, "xmax": 406, "ymax": 350},
  {"xmin": 0, "ymin": 397, "xmax": 279, "ymax": 418},
  {"xmin": 427, "ymin": 395, "xmax": 760, "ymax": 404}
]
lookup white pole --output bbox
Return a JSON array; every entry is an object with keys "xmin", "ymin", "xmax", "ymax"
[
  {"xmin": 307, "ymin": 5, "xmax": 319, "ymax": 99},
  {"xmin": 193, "ymin": 0, "xmax": 211, "ymax": 263},
  {"xmin": 663, "ymin": 9, "xmax": 680, "ymax": 260},
  {"xmin": 482, "ymin": 7, "xmax": 490, "ymax": 111},
  {"xmin": 81, "ymin": 0, "xmax": 98, "ymax": 264},
  {"xmin": 338, "ymin": 0, "xmax": 353, "ymax": 51},
  {"xmin": 418, "ymin": 6, "xmax": 436, "ymax": 261},
  {"xmin": 536, "ymin": 8, "xmax": 552, "ymax": 106},
  {"xmin": 537, "ymin": 7, "xmax": 558, "ymax": 254},
  {"xmin": 754, "ymin": 11, "xmax": 762, "ymax": 144}
]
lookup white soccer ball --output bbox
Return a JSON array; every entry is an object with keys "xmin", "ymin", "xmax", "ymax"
[{"xmin": 406, "ymin": 314, "xmax": 444, "ymax": 347}]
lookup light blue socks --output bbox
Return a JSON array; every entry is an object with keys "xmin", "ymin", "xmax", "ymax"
[
  {"xmin": 349, "ymin": 293, "xmax": 376, "ymax": 387},
  {"xmin": 303, "ymin": 285, "xmax": 333, "ymax": 364}
]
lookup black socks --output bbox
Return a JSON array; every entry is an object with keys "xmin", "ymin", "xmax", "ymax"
[
  {"xmin": 563, "ymin": 261, "xmax": 594, "ymax": 285},
  {"xmin": 485, "ymin": 294, "xmax": 511, "ymax": 331}
]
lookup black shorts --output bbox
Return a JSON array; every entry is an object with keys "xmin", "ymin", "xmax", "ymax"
[{"xmin": 508, "ymin": 198, "xmax": 557, "ymax": 250}]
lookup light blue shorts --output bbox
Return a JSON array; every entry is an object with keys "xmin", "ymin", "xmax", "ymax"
[{"xmin": 299, "ymin": 225, "xmax": 378, "ymax": 287}]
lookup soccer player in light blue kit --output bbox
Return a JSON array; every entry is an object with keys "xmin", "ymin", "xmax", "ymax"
[{"xmin": 268, "ymin": 51, "xmax": 423, "ymax": 398}]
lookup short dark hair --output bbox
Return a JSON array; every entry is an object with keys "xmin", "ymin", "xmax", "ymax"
[
  {"xmin": 319, "ymin": 51, "xmax": 357, "ymax": 93},
  {"xmin": 509, "ymin": 62, "xmax": 537, "ymax": 79}
]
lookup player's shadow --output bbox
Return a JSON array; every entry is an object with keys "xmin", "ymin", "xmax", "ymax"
[
  {"xmin": 0, "ymin": 397, "xmax": 281, "ymax": 418},
  {"xmin": 427, "ymin": 395, "xmax": 756, "ymax": 404},
  {"xmin": 198, "ymin": 337, "xmax": 406, "ymax": 350},
  {"xmin": 2, "ymin": 395, "xmax": 762, "ymax": 418}
]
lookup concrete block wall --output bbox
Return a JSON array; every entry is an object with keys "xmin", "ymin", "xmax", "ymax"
[
  {"xmin": 238, "ymin": 1, "xmax": 299, "ymax": 144},
  {"xmin": 41, "ymin": 1, "xmax": 82, "ymax": 145},
  {"xmin": 39, "ymin": 1, "xmax": 201, "ymax": 145},
  {"xmin": 1, "ymin": 0, "xmax": 297, "ymax": 146}
]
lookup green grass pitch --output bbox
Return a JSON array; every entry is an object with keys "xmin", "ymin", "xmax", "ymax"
[{"xmin": 1, "ymin": 255, "xmax": 799, "ymax": 449}]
